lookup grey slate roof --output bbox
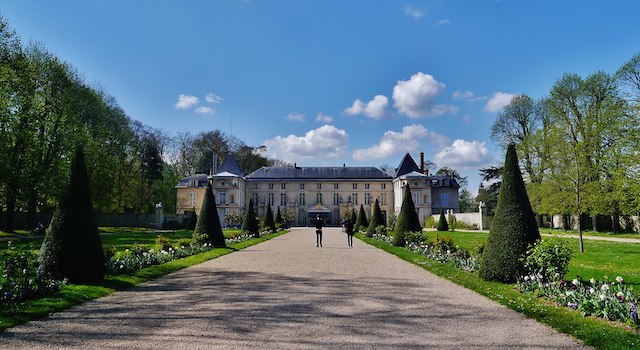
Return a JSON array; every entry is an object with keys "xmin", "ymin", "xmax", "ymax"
[
  {"xmin": 246, "ymin": 166, "xmax": 391, "ymax": 180},
  {"xmin": 217, "ymin": 155, "xmax": 245, "ymax": 177},
  {"xmin": 395, "ymin": 153, "xmax": 421, "ymax": 178},
  {"xmin": 175, "ymin": 174, "xmax": 209, "ymax": 188}
]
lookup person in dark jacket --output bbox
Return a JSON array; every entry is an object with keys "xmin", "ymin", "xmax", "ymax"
[
  {"xmin": 315, "ymin": 214, "xmax": 324, "ymax": 247},
  {"xmin": 344, "ymin": 218, "xmax": 354, "ymax": 248}
]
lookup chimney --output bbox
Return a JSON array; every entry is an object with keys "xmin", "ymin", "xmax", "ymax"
[{"xmin": 420, "ymin": 152, "xmax": 424, "ymax": 174}]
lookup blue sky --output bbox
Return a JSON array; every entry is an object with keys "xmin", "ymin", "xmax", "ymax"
[{"xmin": 3, "ymin": 1, "xmax": 639, "ymax": 193}]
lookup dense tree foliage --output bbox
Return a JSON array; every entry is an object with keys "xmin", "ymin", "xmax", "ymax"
[
  {"xmin": 479, "ymin": 144, "xmax": 540, "ymax": 282},
  {"xmin": 37, "ymin": 146, "xmax": 105, "ymax": 283}
]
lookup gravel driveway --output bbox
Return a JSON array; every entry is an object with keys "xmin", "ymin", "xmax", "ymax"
[{"xmin": 1, "ymin": 227, "xmax": 589, "ymax": 349}]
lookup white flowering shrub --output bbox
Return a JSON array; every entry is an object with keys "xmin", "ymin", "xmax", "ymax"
[{"xmin": 521, "ymin": 238, "xmax": 572, "ymax": 282}]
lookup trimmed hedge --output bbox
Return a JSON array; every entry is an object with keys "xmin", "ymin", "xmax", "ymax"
[
  {"xmin": 366, "ymin": 199, "xmax": 384, "ymax": 237},
  {"xmin": 193, "ymin": 183, "xmax": 226, "ymax": 247},
  {"xmin": 355, "ymin": 204, "xmax": 369, "ymax": 231},
  {"xmin": 479, "ymin": 144, "xmax": 540, "ymax": 282},
  {"xmin": 437, "ymin": 210, "xmax": 449, "ymax": 231},
  {"xmin": 263, "ymin": 205, "xmax": 276, "ymax": 233},
  {"xmin": 242, "ymin": 199, "xmax": 259, "ymax": 238},
  {"xmin": 37, "ymin": 146, "xmax": 106, "ymax": 283},
  {"xmin": 392, "ymin": 184, "xmax": 422, "ymax": 246}
]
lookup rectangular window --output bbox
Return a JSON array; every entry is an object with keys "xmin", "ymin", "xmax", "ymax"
[
  {"xmin": 300, "ymin": 183, "xmax": 305, "ymax": 190},
  {"xmin": 230, "ymin": 194, "xmax": 235, "ymax": 204},
  {"xmin": 280, "ymin": 193, "xmax": 287, "ymax": 206},
  {"xmin": 381, "ymin": 183, "xmax": 386, "ymax": 190},
  {"xmin": 380, "ymin": 193, "xmax": 387, "ymax": 206},
  {"xmin": 441, "ymin": 193, "xmax": 449, "ymax": 207},
  {"xmin": 269, "ymin": 183, "xmax": 274, "ymax": 190},
  {"xmin": 334, "ymin": 183, "xmax": 339, "ymax": 190},
  {"xmin": 352, "ymin": 183, "xmax": 357, "ymax": 190},
  {"xmin": 352, "ymin": 193, "xmax": 358, "ymax": 205},
  {"xmin": 364, "ymin": 193, "xmax": 371, "ymax": 205},
  {"xmin": 365, "ymin": 183, "xmax": 370, "ymax": 190},
  {"xmin": 268, "ymin": 193, "xmax": 274, "ymax": 206},
  {"xmin": 299, "ymin": 193, "xmax": 306, "ymax": 206},
  {"xmin": 189, "ymin": 192, "xmax": 196, "ymax": 207},
  {"xmin": 317, "ymin": 183, "xmax": 322, "ymax": 190},
  {"xmin": 413, "ymin": 192, "xmax": 420, "ymax": 205},
  {"xmin": 218, "ymin": 192, "xmax": 226, "ymax": 204},
  {"xmin": 333, "ymin": 193, "xmax": 340, "ymax": 206},
  {"xmin": 252, "ymin": 193, "xmax": 259, "ymax": 206},
  {"xmin": 281, "ymin": 183, "xmax": 286, "ymax": 190},
  {"xmin": 316, "ymin": 193, "xmax": 323, "ymax": 205}
]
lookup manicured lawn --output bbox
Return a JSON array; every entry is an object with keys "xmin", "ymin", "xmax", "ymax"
[
  {"xmin": 0, "ymin": 229, "xmax": 288, "ymax": 332},
  {"xmin": 357, "ymin": 234, "xmax": 640, "ymax": 350},
  {"xmin": 540, "ymin": 227, "xmax": 640, "ymax": 239},
  {"xmin": 425, "ymin": 230, "xmax": 640, "ymax": 292}
]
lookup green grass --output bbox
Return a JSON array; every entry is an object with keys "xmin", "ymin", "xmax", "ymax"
[
  {"xmin": 0, "ymin": 230, "xmax": 288, "ymax": 332},
  {"xmin": 357, "ymin": 233, "xmax": 640, "ymax": 350},
  {"xmin": 539, "ymin": 227, "xmax": 640, "ymax": 239},
  {"xmin": 424, "ymin": 230, "xmax": 640, "ymax": 292}
]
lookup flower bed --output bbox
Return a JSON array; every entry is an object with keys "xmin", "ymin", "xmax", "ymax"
[{"xmin": 518, "ymin": 275, "xmax": 639, "ymax": 326}]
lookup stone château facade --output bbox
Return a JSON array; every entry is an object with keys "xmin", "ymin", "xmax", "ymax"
[{"xmin": 175, "ymin": 152, "xmax": 459, "ymax": 227}]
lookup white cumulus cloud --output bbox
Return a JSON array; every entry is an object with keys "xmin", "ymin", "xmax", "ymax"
[
  {"xmin": 315, "ymin": 113, "xmax": 334, "ymax": 123},
  {"xmin": 344, "ymin": 95, "xmax": 390, "ymax": 120},
  {"xmin": 437, "ymin": 19, "xmax": 450, "ymax": 25},
  {"xmin": 205, "ymin": 93, "xmax": 224, "ymax": 104},
  {"xmin": 404, "ymin": 4, "xmax": 424, "ymax": 19},
  {"xmin": 175, "ymin": 94, "xmax": 199, "ymax": 109},
  {"xmin": 263, "ymin": 125, "xmax": 349, "ymax": 162},
  {"xmin": 433, "ymin": 139, "xmax": 491, "ymax": 170},
  {"xmin": 484, "ymin": 92, "xmax": 515, "ymax": 112},
  {"xmin": 287, "ymin": 112, "xmax": 305, "ymax": 122},
  {"xmin": 392, "ymin": 72, "xmax": 458, "ymax": 118},
  {"xmin": 352, "ymin": 124, "xmax": 448, "ymax": 161},
  {"xmin": 195, "ymin": 106, "xmax": 215, "ymax": 115}
]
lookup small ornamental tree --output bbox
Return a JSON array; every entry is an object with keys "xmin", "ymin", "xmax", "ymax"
[
  {"xmin": 193, "ymin": 183, "xmax": 226, "ymax": 247},
  {"xmin": 242, "ymin": 199, "xmax": 259, "ymax": 238},
  {"xmin": 275, "ymin": 207, "xmax": 283, "ymax": 227},
  {"xmin": 355, "ymin": 204, "xmax": 369, "ymax": 231},
  {"xmin": 437, "ymin": 210, "xmax": 449, "ymax": 231},
  {"xmin": 186, "ymin": 209, "xmax": 197, "ymax": 230},
  {"xmin": 479, "ymin": 144, "xmax": 540, "ymax": 282},
  {"xmin": 392, "ymin": 184, "xmax": 422, "ymax": 246},
  {"xmin": 263, "ymin": 205, "xmax": 276, "ymax": 233},
  {"xmin": 37, "ymin": 146, "xmax": 106, "ymax": 283},
  {"xmin": 350, "ymin": 207, "xmax": 357, "ymax": 225},
  {"xmin": 366, "ymin": 199, "xmax": 384, "ymax": 237}
]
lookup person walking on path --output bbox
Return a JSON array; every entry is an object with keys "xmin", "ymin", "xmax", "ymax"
[
  {"xmin": 344, "ymin": 218, "xmax": 354, "ymax": 248},
  {"xmin": 315, "ymin": 214, "xmax": 324, "ymax": 247}
]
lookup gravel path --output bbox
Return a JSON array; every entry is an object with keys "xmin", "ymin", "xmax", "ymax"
[{"xmin": 2, "ymin": 227, "xmax": 590, "ymax": 349}]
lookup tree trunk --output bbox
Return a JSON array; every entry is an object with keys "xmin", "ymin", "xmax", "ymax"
[
  {"xmin": 5, "ymin": 188, "xmax": 17, "ymax": 233},
  {"xmin": 578, "ymin": 213, "xmax": 584, "ymax": 253},
  {"xmin": 591, "ymin": 215, "xmax": 598, "ymax": 232}
]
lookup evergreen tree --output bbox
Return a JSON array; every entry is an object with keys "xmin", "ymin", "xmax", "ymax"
[
  {"xmin": 392, "ymin": 184, "xmax": 422, "ymax": 246},
  {"xmin": 242, "ymin": 198, "xmax": 259, "ymax": 238},
  {"xmin": 193, "ymin": 183, "xmax": 226, "ymax": 247},
  {"xmin": 355, "ymin": 204, "xmax": 369, "ymax": 231},
  {"xmin": 275, "ymin": 206, "xmax": 283, "ymax": 227},
  {"xmin": 350, "ymin": 207, "xmax": 357, "ymax": 225},
  {"xmin": 37, "ymin": 146, "xmax": 106, "ymax": 283},
  {"xmin": 186, "ymin": 209, "xmax": 197, "ymax": 230},
  {"xmin": 366, "ymin": 199, "xmax": 384, "ymax": 237},
  {"xmin": 437, "ymin": 210, "xmax": 449, "ymax": 231},
  {"xmin": 263, "ymin": 205, "xmax": 276, "ymax": 233},
  {"xmin": 479, "ymin": 144, "xmax": 540, "ymax": 282}
]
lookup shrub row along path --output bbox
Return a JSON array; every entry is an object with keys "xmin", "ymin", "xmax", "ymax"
[{"xmin": 2, "ymin": 227, "xmax": 589, "ymax": 349}]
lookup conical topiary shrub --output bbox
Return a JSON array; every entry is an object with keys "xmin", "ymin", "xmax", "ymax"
[
  {"xmin": 242, "ymin": 199, "xmax": 259, "ymax": 238},
  {"xmin": 186, "ymin": 209, "xmax": 197, "ymax": 230},
  {"xmin": 275, "ymin": 207, "xmax": 283, "ymax": 227},
  {"xmin": 193, "ymin": 183, "xmax": 226, "ymax": 247},
  {"xmin": 37, "ymin": 146, "xmax": 106, "ymax": 283},
  {"xmin": 263, "ymin": 205, "xmax": 276, "ymax": 233},
  {"xmin": 350, "ymin": 207, "xmax": 357, "ymax": 225},
  {"xmin": 366, "ymin": 199, "xmax": 384, "ymax": 237},
  {"xmin": 355, "ymin": 204, "xmax": 369, "ymax": 231},
  {"xmin": 437, "ymin": 210, "xmax": 449, "ymax": 231},
  {"xmin": 479, "ymin": 144, "xmax": 540, "ymax": 282},
  {"xmin": 392, "ymin": 184, "xmax": 422, "ymax": 246}
]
